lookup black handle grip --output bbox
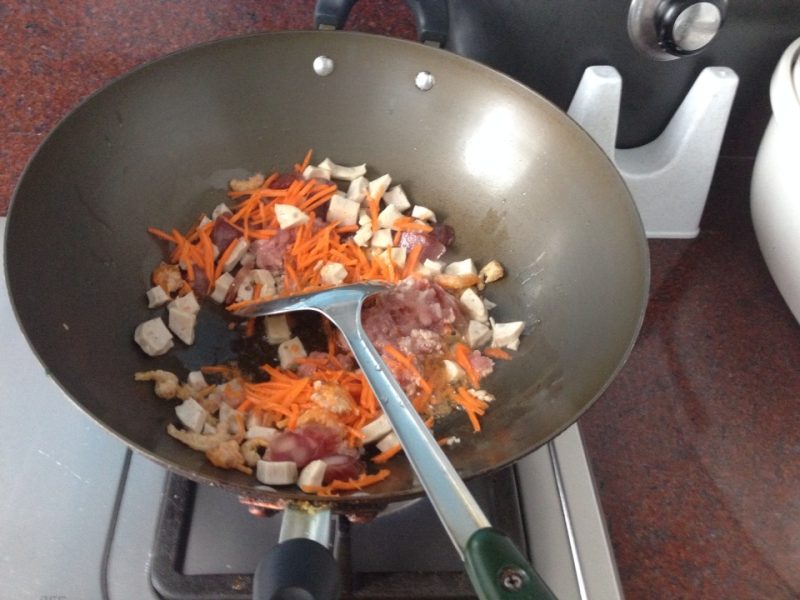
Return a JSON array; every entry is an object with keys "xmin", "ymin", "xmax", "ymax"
[
  {"xmin": 313, "ymin": 0, "xmax": 448, "ymax": 46},
  {"xmin": 314, "ymin": 0, "xmax": 358, "ymax": 30},
  {"xmin": 253, "ymin": 538, "xmax": 341, "ymax": 600},
  {"xmin": 404, "ymin": 0, "xmax": 448, "ymax": 45}
]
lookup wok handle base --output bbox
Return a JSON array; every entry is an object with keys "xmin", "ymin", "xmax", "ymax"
[
  {"xmin": 314, "ymin": 0, "xmax": 449, "ymax": 45},
  {"xmin": 253, "ymin": 538, "xmax": 341, "ymax": 600},
  {"xmin": 465, "ymin": 528, "xmax": 558, "ymax": 600}
]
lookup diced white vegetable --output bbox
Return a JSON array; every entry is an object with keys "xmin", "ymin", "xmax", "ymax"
[
  {"xmin": 274, "ymin": 204, "xmax": 310, "ymax": 229},
  {"xmin": 168, "ymin": 307, "xmax": 197, "ymax": 345},
  {"xmin": 245, "ymin": 426, "xmax": 279, "ymax": 441},
  {"xmin": 198, "ymin": 214, "xmax": 213, "ymax": 228},
  {"xmin": 483, "ymin": 297, "xmax": 497, "ymax": 311},
  {"xmin": 318, "ymin": 158, "xmax": 367, "ymax": 181},
  {"xmin": 445, "ymin": 258, "xmax": 478, "ymax": 276},
  {"xmin": 372, "ymin": 433, "xmax": 398, "ymax": 454},
  {"xmin": 479, "ymin": 260, "xmax": 505, "ymax": 283},
  {"xmin": 134, "ymin": 317, "xmax": 174, "ymax": 356},
  {"xmin": 169, "ymin": 291, "xmax": 200, "ymax": 315},
  {"xmin": 211, "ymin": 203, "xmax": 232, "ymax": 219},
  {"xmin": 469, "ymin": 389, "xmax": 496, "ymax": 403},
  {"xmin": 245, "ymin": 409, "xmax": 262, "ymax": 430},
  {"xmin": 264, "ymin": 314, "xmax": 292, "ymax": 344},
  {"xmin": 389, "ymin": 247, "xmax": 407, "ymax": 269},
  {"xmin": 202, "ymin": 422, "xmax": 217, "ymax": 435},
  {"xmin": 235, "ymin": 281, "xmax": 254, "ymax": 302},
  {"xmin": 370, "ymin": 228, "xmax": 393, "ymax": 248},
  {"xmin": 218, "ymin": 402, "xmax": 236, "ymax": 425},
  {"xmin": 278, "ymin": 337, "xmax": 307, "ymax": 369},
  {"xmin": 347, "ymin": 176, "xmax": 369, "ymax": 202},
  {"xmin": 368, "ymin": 174, "xmax": 392, "ymax": 201},
  {"xmin": 353, "ymin": 225, "xmax": 373, "ymax": 247},
  {"xmin": 297, "ymin": 459, "xmax": 327, "ymax": 488},
  {"xmin": 466, "ymin": 319, "xmax": 492, "ymax": 348},
  {"xmin": 419, "ymin": 259, "xmax": 445, "ymax": 276},
  {"xmin": 411, "ymin": 205, "xmax": 437, "ymax": 222},
  {"xmin": 210, "ymin": 272, "xmax": 235, "ymax": 303},
  {"xmin": 146, "ymin": 285, "xmax": 170, "ymax": 308},
  {"xmin": 223, "ymin": 239, "xmax": 250, "ymax": 272},
  {"xmin": 187, "ymin": 370, "xmax": 207, "ymax": 390},
  {"xmin": 175, "ymin": 397, "xmax": 207, "ymax": 433},
  {"xmin": 250, "ymin": 269, "xmax": 277, "ymax": 296},
  {"xmin": 459, "ymin": 288, "xmax": 489, "ymax": 323},
  {"xmin": 358, "ymin": 209, "xmax": 371, "ymax": 226},
  {"xmin": 377, "ymin": 204, "xmax": 403, "ymax": 229},
  {"xmin": 382, "ymin": 185, "xmax": 411, "ymax": 211},
  {"xmin": 320, "ymin": 262, "xmax": 348, "ymax": 286},
  {"xmin": 326, "ymin": 194, "xmax": 361, "ymax": 226},
  {"xmin": 491, "ymin": 321, "xmax": 525, "ymax": 350},
  {"xmin": 256, "ymin": 460, "xmax": 298, "ymax": 486},
  {"xmin": 443, "ymin": 359, "xmax": 465, "ymax": 382},
  {"xmin": 302, "ymin": 165, "xmax": 331, "ymax": 180},
  {"xmin": 361, "ymin": 414, "xmax": 393, "ymax": 444}
]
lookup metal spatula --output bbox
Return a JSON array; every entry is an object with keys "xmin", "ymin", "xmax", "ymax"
[{"xmin": 235, "ymin": 282, "xmax": 556, "ymax": 600}]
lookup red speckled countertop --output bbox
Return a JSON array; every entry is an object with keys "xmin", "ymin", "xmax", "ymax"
[{"xmin": 2, "ymin": 2, "xmax": 799, "ymax": 598}]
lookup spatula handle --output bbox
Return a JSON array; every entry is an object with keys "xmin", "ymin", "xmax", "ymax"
[
  {"xmin": 327, "ymin": 304, "xmax": 555, "ymax": 599},
  {"xmin": 466, "ymin": 528, "xmax": 558, "ymax": 600},
  {"xmin": 326, "ymin": 302, "xmax": 490, "ymax": 552}
]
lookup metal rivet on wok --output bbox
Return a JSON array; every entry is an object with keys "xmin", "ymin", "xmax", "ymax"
[
  {"xmin": 415, "ymin": 70, "xmax": 435, "ymax": 91},
  {"xmin": 313, "ymin": 55, "xmax": 335, "ymax": 76}
]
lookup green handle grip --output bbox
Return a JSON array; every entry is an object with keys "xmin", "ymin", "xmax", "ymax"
[{"xmin": 465, "ymin": 528, "xmax": 558, "ymax": 600}]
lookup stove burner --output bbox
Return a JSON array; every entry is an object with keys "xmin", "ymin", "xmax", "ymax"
[{"xmin": 150, "ymin": 467, "xmax": 528, "ymax": 599}]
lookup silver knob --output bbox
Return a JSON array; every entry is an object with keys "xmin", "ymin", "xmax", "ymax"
[
  {"xmin": 628, "ymin": 0, "xmax": 727, "ymax": 61},
  {"xmin": 660, "ymin": 1, "xmax": 725, "ymax": 55}
]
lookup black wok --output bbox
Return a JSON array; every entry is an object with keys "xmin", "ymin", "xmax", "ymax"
[{"xmin": 4, "ymin": 10, "xmax": 649, "ymax": 599}]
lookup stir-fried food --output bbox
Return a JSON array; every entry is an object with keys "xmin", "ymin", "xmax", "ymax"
[{"xmin": 134, "ymin": 151, "xmax": 524, "ymax": 495}]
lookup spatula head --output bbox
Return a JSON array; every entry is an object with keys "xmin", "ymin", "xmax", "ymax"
[{"xmin": 232, "ymin": 282, "xmax": 392, "ymax": 319}]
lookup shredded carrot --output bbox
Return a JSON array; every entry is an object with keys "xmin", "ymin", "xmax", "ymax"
[
  {"xmin": 299, "ymin": 184, "xmax": 337, "ymax": 212},
  {"xmin": 368, "ymin": 194, "xmax": 380, "ymax": 232},
  {"xmin": 287, "ymin": 403, "xmax": 300, "ymax": 430},
  {"xmin": 244, "ymin": 318, "xmax": 256, "ymax": 337},
  {"xmin": 214, "ymin": 240, "xmax": 239, "ymax": 281},
  {"xmin": 483, "ymin": 347, "xmax": 512, "ymax": 360},
  {"xmin": 295, "ymin": 148, "xmax": 313, "ymax": 173},
  {"xmin": 371, "ymin": 444, "xmax": 403, "ymax": 464},
  {"xmin": 455, "ymin": 387, "xmax": 486, "ymax": 432},
  {"xmin": 302, "ymin": 469, "xmax": 391, "ymax": 495},
  {"xmin": 201, "ymin": 364, "xmax": 234, "ymax": 374},
  {"xmin": 403, "ymin": 243, "xmax": 423, "ymax": 278},
  {"xmin": 393, "ymin": 216, "xmax": 433, "ymax": 233},
  {"xmin": 454, "ymin": 343, "xmax": 481, "ymax": 388},
  {"xmin": 147, "ymin": 226, "xmax": 177, "ymax": 243},
  {"xmin": 383, "ymin": 344, "xmax": 433, "ymax": 394}
]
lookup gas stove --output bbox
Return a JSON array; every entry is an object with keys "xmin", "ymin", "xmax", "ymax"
[{"xmin": 0, "ymin": 216, "xmax": 620, "ymax": 599}]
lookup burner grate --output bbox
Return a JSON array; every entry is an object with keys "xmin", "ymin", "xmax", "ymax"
[{"xmin": 150, "ymin": 467, "xmax": 528, "ymax": 600}]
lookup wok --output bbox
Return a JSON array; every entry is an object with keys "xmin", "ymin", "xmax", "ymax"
[{"xmin": 4, "ymin": 5, "xmax": 649, "ymax": 598}]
